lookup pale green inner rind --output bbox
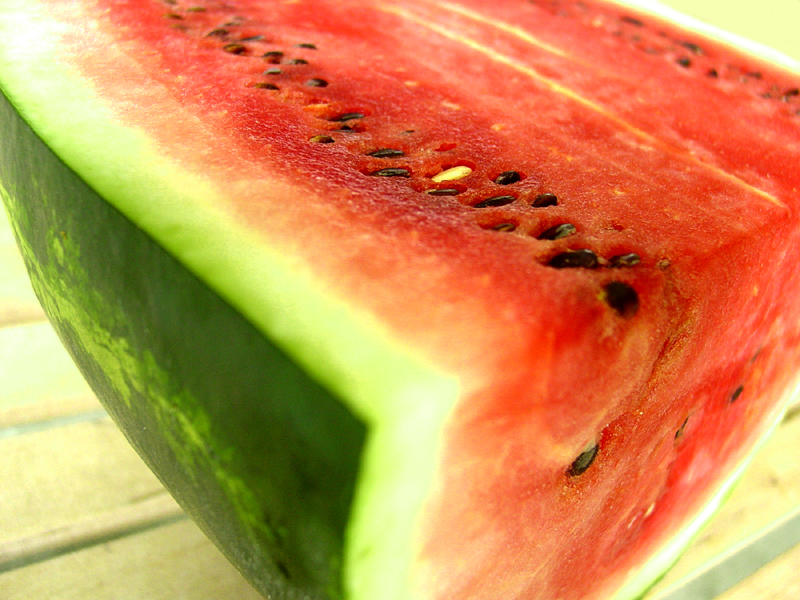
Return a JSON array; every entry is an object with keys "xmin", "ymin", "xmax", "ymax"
[{"xmin": 0, "ymin": 3, "xmax": 459, "ymax": 599}]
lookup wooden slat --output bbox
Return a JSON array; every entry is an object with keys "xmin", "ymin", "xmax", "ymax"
[
  {"xmin": 719, "ymin": 541, "xmax": 800, "ymax": 600},
  {"xmin": 0, "ymin": 492, "xmax": 185, "ymax": 573},
  {"xmin": 0, "ymin": 404, "xmax": 262, "ymax": 598},
  {"xmin": 646, "ymin": 409, "xmax": 800, "ymax": 598},
  {"xmin": 0, "ymin": 418, "xmax": 167, "ymax": 544},
  {"xmin": 0, "ymin": 393, "xmax": 102, "ymax": 431},
  {"xmin": 1, "ymin": 520, "xmax": 264, "ymax": 600},
  {"xmin": 1, "ymin": 206, "xmax": 264, "ymax": 598},
  {"xmin": 0, "ymin": 321, "xmax": 95, "ymax": 413}
]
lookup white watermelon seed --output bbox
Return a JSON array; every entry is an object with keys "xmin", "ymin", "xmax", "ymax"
[{"xmin": 432, "ymin": 166, "xmax": 472, "ymax": 182}]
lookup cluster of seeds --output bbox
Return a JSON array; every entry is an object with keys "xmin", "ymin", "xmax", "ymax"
[
  {"xmin": 315, "ymin": 125, "xmax": 645, "ymax": 304},
  {"xmin": 154, "ymin": 2, "xmax": 771, "ymax": 496},
  {"xmin": 165, "ymin": 6, "xmax": 329, "ymax": 92},
  {"xmin": 158, "ymin": 0, "xmax": 643, "ymax": 326},
  {"xmin": 571, "ymin": 371, "xmax": 748, "ymax": 481},
  {"xmin": 541, "ymin": 0, "xmax": 800, "ymax": 117}
]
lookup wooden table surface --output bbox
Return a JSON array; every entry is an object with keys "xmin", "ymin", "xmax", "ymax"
[{"xmin": 2, "ymin": 205, "xmax": 800, "ymax": 599}]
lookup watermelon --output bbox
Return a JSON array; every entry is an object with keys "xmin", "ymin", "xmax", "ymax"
[{"xmin": 1, "ymin": 0, "xmax": 799, "ymax": 598}]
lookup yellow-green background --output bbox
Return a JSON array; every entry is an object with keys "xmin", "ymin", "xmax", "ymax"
[{"xmin": 657, "ymin": 0, "xmax": 799, "ymax": 63}]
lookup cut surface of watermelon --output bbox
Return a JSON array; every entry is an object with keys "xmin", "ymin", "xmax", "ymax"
[{"xmin": 1, "ymin": 1, "xmax": 800, "ymax": 599}]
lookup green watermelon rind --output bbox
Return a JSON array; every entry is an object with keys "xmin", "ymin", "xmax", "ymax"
[
  {"xmin": 0, "ymin": 80, "xmax": 457, "ymax": 600},
  {"xmin": 0, "ymin": 84, "xmax": 362, "ymax": 599},
  {"xmin": 0, "ymin": 3, "xmax": 463, "ymax": 599}
]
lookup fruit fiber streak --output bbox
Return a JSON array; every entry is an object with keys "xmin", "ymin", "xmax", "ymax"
[{"xmin": 2, "ymin": 1, "xmax": 800, "ymax": 600}]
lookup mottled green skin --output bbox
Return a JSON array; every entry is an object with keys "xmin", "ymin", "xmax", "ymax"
[{"xmin": 0, "ymin": 89, "xmax": 366, "ymax": 600}]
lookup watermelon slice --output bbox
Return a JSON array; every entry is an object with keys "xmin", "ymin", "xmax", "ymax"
[{"xmin": 1, "ymin": 0, "xmax": 799, "ymax": 599}]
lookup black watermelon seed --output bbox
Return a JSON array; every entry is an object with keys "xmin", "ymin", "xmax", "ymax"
[
  {"xmin": 370, "ymin": 168, "xmax": 411, "ymax": 177},
  {"xmin": 537, "ymin": 223, "xmax": 576, "ymax": 240},
  {"xmin": 610, "ymin": 253, "xmax": 641, "ymax": 268},
  {"xmin": 206, "ymin": 28, "xmax": 229, "ymax": 37},
  {"xmin": 676, "ymin": 56, "xmax": 692, "ymax": 68},
  {"xmin": 309, "ymin": 135, "xmax": 334, "ymax": 143},
  {"xmin": 783, "ymin": 88, "xmax": 800, "ymax": 102},
  {"xmin": 675, "ymin": 417, "xmax": 689, "ymax": 440},
  {"xmin": 473, "ymin": 195, "xmax": 516, "ymax": 208},
  {"xmin": 263, "ymin": 51, "xmax": 284, "ymax": 63},
  {"xmin": 305, "ymin": 78, "xmax": 329, "ymax": 87},
  {"xmin": 620, "ymin": 16, "xmax": 645, "ymax": 27},
  {"xmin": 164, "ymin": 12, "xmax": 183, "ymax": 20},
  {"xmin": 532, "ymin": 192, "xmax": 558, "ymax": 207},
  {"xmin": 567, "ymin": 443, "xmax": 599, "ymax": 477},
  {"xmin": 603, "ymin": 281, "xmax": 639, "ymax": 317},
  {"xmin": 253, "ymin": 82, "xmax": 280, "ymax": 90},
  {"xmin": 747, "ymin": 71, "xmax": 763, "ymax": 79},
  {"xmin": 706, "ymin": 68, "xmax": 719, "ymax": 78},
  {"xmin": 680, "ymin": 41, "xmax": 704, "ymax": 55},
  {"xmin": 331, "ymin": 112, "xmax": 365, "ymax": 122},
  {"xmin": 223, "ymin": 43, "xmax": 247, "ymax": 54},
  {"xmin": 731, "ymin": 385, "xmax": 744, "ymax": 403},
  {"xmin": 186, "ymin": 6, "xmax": 207, "ymax": 12},
  {"xmin": 295, "ymin": 43, "xmax": 318, "ymax": 50},
  {"xmin": 491, "ymin": 222, "xmax": 517, "ymax": 232},
  {"xmin": 494, "ymin": 171, "xmax": 522, "ymax": 185},
  {"xmin": 239, "ymin": 35, "xmax": 265, "ymax": 42},
  {"xmin": 425, "ymin": 188, "xmax": 462, "ymax": 196},
  {"xmin": 264, "ymin": 68, "xmax": 282, "ymax": 75},
  {"xmin": 548, "ymin": 249, "xmax": 598, "ymax": 269},
  {"xmin": 368, "ymin": 148, "xmax": 405, "ymax": 158},
  {"xmin": 285, "ymin": 58, "xmax": 309, "ymax": 65}
]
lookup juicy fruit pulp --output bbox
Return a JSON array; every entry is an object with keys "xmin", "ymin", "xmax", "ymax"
[{"xmin": 1, "ymin": 1, "xmax": 800, "ymax": 600}]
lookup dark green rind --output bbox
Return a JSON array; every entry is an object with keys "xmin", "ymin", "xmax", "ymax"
[{"xmin": 0, "ymin": 88, "xmax": 366, "ymax": 600}]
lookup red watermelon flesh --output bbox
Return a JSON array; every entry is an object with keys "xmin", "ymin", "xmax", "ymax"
[{"xmin": 2, "ymin": 0, "xmax": 800, "ymax": 599}]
